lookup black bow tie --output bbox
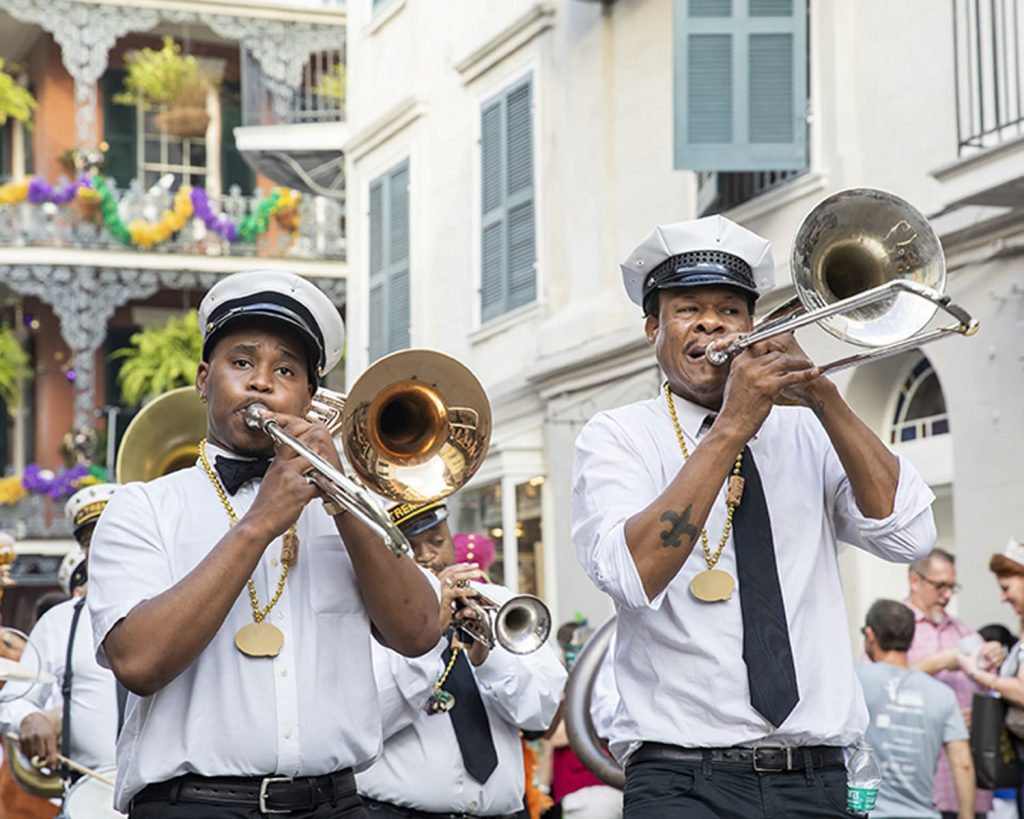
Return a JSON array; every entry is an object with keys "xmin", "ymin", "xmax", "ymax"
[{"xmin": 214, "ymin": 455, "xmax": 271, "ymax": 495}]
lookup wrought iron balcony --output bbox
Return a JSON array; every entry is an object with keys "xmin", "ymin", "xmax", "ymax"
[
  {"xmin": 0, "ymin": 496, "xmax": 72, "ymax": 541},
  {"xmin": 953, "ymin": 0, "xmax": 1024, "ymax": 154},
  {"xmin": 0, "ymin": 179, "xmax": 345, "ymax": 261},
  {"xmin": 242, "ymin": 47, "xmax": 345, "ymax": 127}
]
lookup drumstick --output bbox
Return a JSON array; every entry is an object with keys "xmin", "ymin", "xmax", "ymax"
[{"xmin": 4, "ymin": 732, "xmax": 115, "ymax": 787}]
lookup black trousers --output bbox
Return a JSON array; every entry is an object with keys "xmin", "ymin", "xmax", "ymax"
[
  {"xmin": 129, "ymin": 795, "xmax": 367, "ymax": 819},
  {"xmin": 623, "ymin": 756, "xmax": 850, "ymax": 818}
]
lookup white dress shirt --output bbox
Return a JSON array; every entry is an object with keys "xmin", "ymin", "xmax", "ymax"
[
  {"xmin": 571, "ymin": 390, "xmax": 936, "ymax": 762},
  {"xmin": 356, "ymin": 583, "xmax": 567, "ymax": 816},
  {"xmin": 1, "ymin": 598, "xmax": 118, "ymax": 772},
  {"xmin": 88, "ymin": 442, "xmax": 385, "ymax": 811}
]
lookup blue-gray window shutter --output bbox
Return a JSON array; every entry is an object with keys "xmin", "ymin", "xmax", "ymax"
[
  {"xmin": 480, "ymin": 78, "xmax": 536, "ymax": 322},
  {"xmin": 674, "ymin": 0, "xmax": 807, "ymax": 171},
  {"xmin": 368, "ymin": 159, "xmax": 410, "ymax": 362}
]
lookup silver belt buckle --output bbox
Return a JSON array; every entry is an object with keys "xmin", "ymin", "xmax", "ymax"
[
  {"xmin": 259, "ymin": 776, "xmax": 294, "ymax": 814},
  {"xmin": 751, "ymin": 746, "xmax": 792, "ymax": 772}
]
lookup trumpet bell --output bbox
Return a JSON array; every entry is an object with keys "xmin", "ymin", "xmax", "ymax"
[
  {"xmin": 495, "ymin": 594, "xmax": 552, "ymax": 655},
  {"xmin": 340, "ymin": 349, "xmax": 491, "ymax": 503},
  {"xmin": 116, "ymin": 387, "xmax": 207, "ymax": 483},
  {"xmin": 792, "ymin": 188, "xmax": 946, "ymax": 348}
]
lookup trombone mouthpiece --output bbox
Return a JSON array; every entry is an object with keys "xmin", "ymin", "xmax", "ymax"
[{"xmin": 243, "ymin": 403, "xmax": 271, "ymax": 431}]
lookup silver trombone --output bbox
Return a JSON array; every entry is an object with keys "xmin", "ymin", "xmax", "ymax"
[
  {"xmin": 243, "ymin": 349, "xmax": 492, "ymax": 558},
  {"xmin": 704, "ymin": 188, "xmax": 979, "ymax": 375},
  {"xmin": 453, "ymin": 581, "xmax": 552, "ymax": 655}
]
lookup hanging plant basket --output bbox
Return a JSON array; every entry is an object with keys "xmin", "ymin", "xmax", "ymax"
[{"xmin": 154, "ymin": 106, "xmax": 209, "ymax": 139}]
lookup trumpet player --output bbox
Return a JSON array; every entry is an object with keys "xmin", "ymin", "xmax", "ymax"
[
  {"xmin": 571, "ymin": 216, "xmax": 938, "ymax": 818},
  {"xmin": 87, "ymin": 269, "xmax": 441, "ymax": 818},
  {"xmin": 357, "ymin": 501, "xmax": 566, "ymax": 819}
]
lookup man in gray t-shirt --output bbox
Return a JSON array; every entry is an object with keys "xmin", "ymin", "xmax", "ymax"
[{"xmin": 857, "ymin": 599, "xmax": 976, "ymax": 819}]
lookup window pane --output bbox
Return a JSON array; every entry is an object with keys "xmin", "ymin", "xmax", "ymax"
[
  {"xmin": 905, "ymin": 372, "xmax": 946, "ymax": 421},
  {"xmin": 144, "ymin": 139, "xmax": 161, "ymax": 163},
  {"xmin": 449, "ymin": 481, "xmax": 504, "ymax": 584},
  {"xmin": 515, "ymin": 479, "xmax": 544, "ymax": 597}
]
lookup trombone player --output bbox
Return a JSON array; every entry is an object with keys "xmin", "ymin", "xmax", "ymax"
[
  {"xmin": 357, "ymin": 501, "xmax": 566, "ymax": 818},
  {"xmin": 87, "ymin": 269, "xmax": 441, "ymax": 818},
  {"xmin": 571, "ymin": 214, "xmax": 938, "ymax": 818}
]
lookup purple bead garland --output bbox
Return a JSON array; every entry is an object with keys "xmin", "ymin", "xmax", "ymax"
[
  {"xmin": 190, "ymin": 187, "xmax": 239, "ymax": 242},
  {"xmin": 26, "ymin": 176, "xmax": 93, "ymax": 206}
]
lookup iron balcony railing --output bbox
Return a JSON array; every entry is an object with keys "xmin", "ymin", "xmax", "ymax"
[
  {"xmin": 697, "ymin": 170, "xmax": 806, "ymax": 216},
  {"xmin": 242, "ymin": 47, "xmax": 345, "ymax": 127},
  {"xmin": 953, "ymin": 0, "xmax": 1024, "ymax": 153},
  {"xmin": 0, "ymin": 180, "xmax": 345, "ymax": 260}
]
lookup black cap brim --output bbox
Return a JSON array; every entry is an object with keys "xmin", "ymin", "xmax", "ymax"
[
  {"xmin": 401, "ymin": 507, "xmax": 450, "ymax": 538},
  {"xmin": 203, "ymin": 297, "xmax": 325, "ymax": 384},
  {"xmin": 650, "ymin": 263, "xmax": 760, "ymax": 297}
]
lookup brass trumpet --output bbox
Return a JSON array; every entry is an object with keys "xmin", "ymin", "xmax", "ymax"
[{"xmin": 452, "ymin": 581, "xmax": 552, "ymax": 655}]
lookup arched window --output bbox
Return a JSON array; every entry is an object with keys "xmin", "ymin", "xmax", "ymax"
[{"xmin": 890, "ymin": 357, "xmax": 950, "ymax": 444}]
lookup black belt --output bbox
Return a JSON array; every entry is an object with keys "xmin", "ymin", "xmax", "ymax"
[
  {"xmin": 131, "ymin": 769, "xmax": 357, "ymax": 815},
  {"xmin": 363, "ymin": 796, "xmax": 519, "ymax": 819},
  {"xmin": 629, "ymin": 742, "xmax": 845, "ymax": 772}
]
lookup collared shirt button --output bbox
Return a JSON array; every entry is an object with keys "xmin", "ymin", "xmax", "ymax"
[
  {"xmin": 284, "ymin": 728, "xmax": 292, "ymax": 739},
  {"xmin": 281, "ymin": 668, "xmax": 288, "ymax": 677},
  {"xmin": 272, "ymin": 558, "xmax": 279, "ymax": 567},
  {"xmin": 277, "ymin": 610, "xmax": 285, "ymax": 620},
  {"xmin": 468, "ymin": 802, "xmax": 478, "ymax": 812}
]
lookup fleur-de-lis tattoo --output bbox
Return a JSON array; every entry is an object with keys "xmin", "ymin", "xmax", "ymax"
[{"xmin": 660, "ymin": 505, "xmax": 699, "ymax": 549}]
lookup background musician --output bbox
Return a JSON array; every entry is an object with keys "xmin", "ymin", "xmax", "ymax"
[
  {"xmin": 87, "ymin": 269, "xmax": 440, "ymax": 818},
  {"xmin": 571, "ymin": 216, "xmax": 938, "ymax": 817},
  {"xmin": 0, "ymin": 483, "xmax": 119, "ymax": 817},
  {"xmin": 357, "ymin": 500, "xmax": 566, "ymax": 819}
]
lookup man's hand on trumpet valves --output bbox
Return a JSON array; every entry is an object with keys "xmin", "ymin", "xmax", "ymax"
[
  {"xmin": 18, "ymin": 711, "xmax": 59, "ymax": 769},
  {"xmin": 717, "ymin": 332, "xmax": 821, "ymax": 441},
  {"xmin": 436, "ymin": 562, "xmax": 490, "ymax": 665},
  {"xmin": 241, "ymin": 411, "xmax": 331, "ymax": 543}
]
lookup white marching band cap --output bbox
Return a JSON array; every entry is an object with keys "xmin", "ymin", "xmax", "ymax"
[
  {"xmin": 198, "ymin": 269, "xmax": 345, "ymax": 382},
  {"xmin": 620, "ymin": 215, "xmax": 776, "ymax": 309},
  {"xmin": 58, "ymin": 547, "xmax": 87, "ymax": 596},
  {"xmin": 64, "ymin": 482, "xmax": 118, "ymax": 534}
]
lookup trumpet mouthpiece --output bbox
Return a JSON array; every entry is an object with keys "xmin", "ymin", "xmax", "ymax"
[{"xmin": 243, "ymin": 403, "xmax": 271, "ymax": 430}]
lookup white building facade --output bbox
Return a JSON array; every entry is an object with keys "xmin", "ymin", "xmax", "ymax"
[{"xmin": 343, "ymin": 0, "xmax": 1024, "ymax": 641}]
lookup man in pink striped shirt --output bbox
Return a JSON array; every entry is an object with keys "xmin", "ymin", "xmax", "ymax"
[{"xmin": 904, "ymin": 549, "xmax": 991, "ymax": 819}]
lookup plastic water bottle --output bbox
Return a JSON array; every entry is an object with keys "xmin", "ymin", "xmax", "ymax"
[{"xmin": 847, "ymin": 743, "xmax": 883, "ymax": 816}]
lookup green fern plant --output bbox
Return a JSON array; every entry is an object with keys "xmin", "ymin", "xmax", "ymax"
[
  {"xmin": 0, "ymin": 325, "xmax": 31, "ymax": 412},
  {"xmin": 0, "ymin": 59, "xmax": 36, "ymax": 127},
  {"xmin": 112, "ymin": 37, "xmax": 214, "ymax": 110},
  {"xmin": 110, "ymin": 311, "xmax": 203, "ymax": 406}
]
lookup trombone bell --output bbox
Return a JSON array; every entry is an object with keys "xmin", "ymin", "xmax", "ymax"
[
  {"xmin": 705, "ymin": 188, "xmax": 978, "ymax": 375},
  {"xmin": 792, "ymin": 187, "xmax": 946, "ymax": 348},
  {"xmin": 341, "ymin": 350, "xmax": 491, "ymax": 503}
]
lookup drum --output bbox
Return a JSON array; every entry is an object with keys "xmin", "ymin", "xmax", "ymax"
[{"xmin": 62, "ymin": 769, "xmax": 124, "ymax": 818}]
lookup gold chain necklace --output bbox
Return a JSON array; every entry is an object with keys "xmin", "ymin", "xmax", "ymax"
[
  {"xmin": 664, "ymin": 383, "xmax": 745, "ymax": 603},
  {"xmin": 198, "ymin": 439, "xmax": 296, "ymax": 657}
]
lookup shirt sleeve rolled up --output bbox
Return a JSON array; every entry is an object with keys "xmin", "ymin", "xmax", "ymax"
[{"xmin": 571, "ymin": 413, "xmax": 670, "ymax": 611}]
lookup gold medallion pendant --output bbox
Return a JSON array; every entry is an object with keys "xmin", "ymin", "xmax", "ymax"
[
  {"xmin": 235, "ymin": 622, "xmax": 285, "ymax": 658},
  {"xmin": 690, "ymin": 569, "xmax": 735, "ymax": 603}
]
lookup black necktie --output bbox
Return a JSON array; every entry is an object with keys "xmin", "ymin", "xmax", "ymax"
[
  {"xmin": 442, "ymin": 645, "xmax": 498, "ymax": 783},
  {"xmin": 732, "ymin": 446, "xmax": 800, "ymax": 727},
  {"xmin": 214, "ymin": 455, "xmax": 271, "ymax": 495}
]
